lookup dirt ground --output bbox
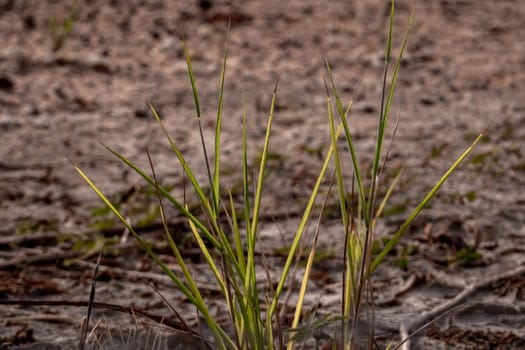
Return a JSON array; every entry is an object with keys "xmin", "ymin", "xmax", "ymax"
[{"xmin": 1, "ymin": 0, "xmax": 525, "ymax": 349}]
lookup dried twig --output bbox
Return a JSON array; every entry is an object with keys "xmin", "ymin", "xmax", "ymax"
[
  {"xmin": 0, "ymin": 299, "xmax": 188, "ymax": 331},
  {"xmin": 70, "ymin": 260, "xmax": 222, "ymax": 293},
  {"xmin": 395, "ymin": 264, "xmax": 525, "ymax": 350}
]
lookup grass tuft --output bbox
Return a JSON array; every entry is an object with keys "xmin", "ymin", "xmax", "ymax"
[{"xmin": 75, "ymin": 1, "xmax": 485, "ymax": 348}]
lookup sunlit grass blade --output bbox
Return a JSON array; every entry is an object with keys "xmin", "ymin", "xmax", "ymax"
[
  {"xmin": 375, "ymin": 168, "xmax": 403, "ymax": 218},
  {"xmin": 182, "ymin": 32, "xmax": 217, "ymax": 220},
  {"xmin": 249, "ymin": 81, "xmax": 278, "ymax": 242},
  {"xmin": 148, "ymin": 103, "xmax": 214, "ymax": 219},
  {"xmin": 149, "ymin": 104, "xmax": 241, "ymax": 275},
  {"xmin": 379, "ymin": 113, "xmax": 401, "ymax": 179},
  {"xmin": 325, "ymin": 76, "xmax": 349, "ymax": 233},
  {"xmin": 287, "ymin": 172, "xmax": 335, "ymax": 350},
  {"xmin": 371, "ymin": 4, "xmax": 415, "ymax": 208},
  {"xmin": 370, "ymin": 0, "xmax": 395, "ymax": 224},
  {"xmin": 370, "ymin": 131, "xmax": 486, "ymax": 273},
  {"xmin": 342, "ymin": 190, "xmax": 362, "ymax": 348},
  {"xmin": 229, "ymin": 192, "xmax": 246, "ymax": 273},
  {"xmin": 237, "ymin": 94, "xmax": 264, "ymax": 350},
  {"xmin": 268, "ymin": 122, "xmax": 343, "ymax": 320},
  {"xmin": 244, "ymin": 82, "xmax": 278, "ymax": 305},
  {"xmin": 187, "ymin": 211, "xmax": 226, "ymax": 294},
  {"xmin": 182, "ymin": 32, "xmax": 201, "ymax": 118},
  {"xmin": 73, "ymin": 165, "xmax": 237, "ymax": 348},
  {"xmin": 240, "ymin": 96, "xmax": 263, "ymax": 348},
  {"xmin": 252, "ymin": 83, "xmax": 279, "ymax": 348},
  {"xmin": 146, "ymin": 151, "xmax": 235, "ymax": 349},
  {"xmin": 242, "ymin": 95, "xmax": 251, "ymax": 234},
  {"xmin": 353, "ymin": 7, "xmax": 416, "ymax": 330},
  {"xmin": 213, "ymin": 22, "xmax": 230, "ymax": 215},
  {"xmin": 325, "ymin": 60, "xmax": 368, "ymax": 226},
  {"xmin": 98, "ymin": 142, "xmax": 241, "ymax": 307},
  {"xmin": 164, "ymin": 224, "xmax": 232, "ymax": 350},
  {"xmin": 99, "ymin": 141, "xmax": 220, "ymax": 249},
  {"xmin": 374, "ymin": 0, "xmax": 396, "ymax": 183},
  {"xmin": 326, "ymin": 75, "xmax": 357, "ymax": 348},
  {"xmin": 266, "ymin": 312, "xmax": 274, "ymax": 350}
]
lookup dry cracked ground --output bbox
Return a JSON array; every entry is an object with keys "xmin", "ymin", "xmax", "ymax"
[{"xmin": 1, "ymin": 0, "xmax": 525, "ymax": 349}]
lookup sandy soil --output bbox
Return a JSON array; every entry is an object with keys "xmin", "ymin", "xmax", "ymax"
[{"xmin": 1, "ymin": 0, "xmax": 525, "ymax": 348}]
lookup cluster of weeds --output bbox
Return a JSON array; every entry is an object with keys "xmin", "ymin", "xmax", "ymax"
[
  {"xmin": 75, "ymin": 1, "xmax": 484, "ymax": 349},
  {"xmin": 49, "ymin": 2, "xmax": 77, "ymax": 51}
]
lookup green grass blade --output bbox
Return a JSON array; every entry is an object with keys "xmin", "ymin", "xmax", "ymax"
[
  {"xmin": 100, "ymin": 141, "xmax": 221, "ymax": 249},
  {"xmin": 148, "ymin": 103, "xmax": 221, "ymax": 229},
  {"xmin": 325, "ymin": 60, "xmax": 368, "ymax": 225},
  {"xmin": 375, "ymin": 0, "xmax": 395, "ymax": 180},
  {"xmin": 229, "ymin": 192, "xmax": 246, "ymax": 273},
  {"xmin": 146, "ymin": 156, "xmax": 234, "ymax": 350},
  {"xmin": 182, "ymin": 34, "xmax": 217, "ymax": 218},
  {"xmin": 74, "ymin": 165, "xmax": 203, "ymax": 320},
  {"xmin": 353, "ymin": 6, "xmax": 415, "ymax": 321},
  {"xmin": 268, "ymin": 123, "xmax": 343, "ymax": 320},
  {"xmin": 239, "ymin": 96, "xmax": 258, "ymax": 344},
  {"xmin": 240, "ymin": 98, "xmax": 257, "ymax": 341},
  {"xmin": 250, "ymin": 81, "xmax": 278, "ymax": 242},
  {"xmin": 187, "ymin": 212, "xmax": 226, "ymax": 294},
  {"xmin": 287, "ymin": 240, "xmax": 317, "ymax": 349},
  {"xmin": 343, "ymin": 226, "xmax": 358, "ymax": 332},
  {"xmin": 325, "ymin": 77, "xmax": 349, "ymax": 232},
  {"xmin": 244, "ymin": 82, "xmax": 278, "ymax": 299},
  {"xmin": 242, "ymin": 94, "xmax": 251, "ymax": 237},
  {"xmin": 74, "ymin": 165, "xmax": 237, "ymax": 349},
  {"xmin": 182, "ymin": 32, "xmax": 201, "ymax": 118},
  {"xmin": 266, "ymin": 311, "xmax": 274, "ymax": 350},
  {"xmin": 101, "ymin": 143, "xmax": 243, "ymax": 282},
  {"xmin": 287, "ymin": 173, "xmax": 334, "ymax": 350},
  {"xmin": 370, "ymin": 131, "xmax": 485, "ymax": 273},
  {"xmin": 248, "ymin": 84, "xmax": 279, "ymax": 350},
  {"xmin": 372, "ymin": 5, "xmax": 415, "ymax": 193},
  {"xmin": 375, "ymin": 168, "xmax": 403, "ymax": 218},
  {"xmin": 148, "ymin": 103, "xmax": 211, "ymax": 211},
  {"xmin": 213, "ymin": 23, "xmax": 230, "ymax": 214},
  {"xmin": 385, "ymin": 0, "xmax": 395, "ymax": 64}
]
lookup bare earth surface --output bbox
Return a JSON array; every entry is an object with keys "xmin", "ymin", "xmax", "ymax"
[{"xmin": 1, "ymin": 0, "xmax": 525, "ymax": 349}]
